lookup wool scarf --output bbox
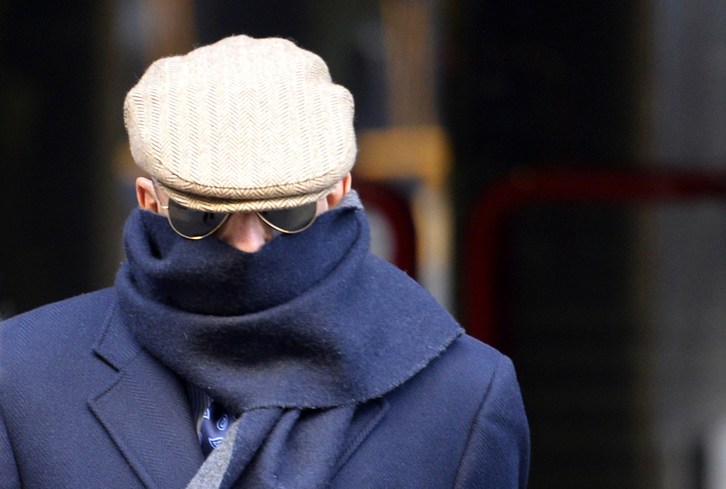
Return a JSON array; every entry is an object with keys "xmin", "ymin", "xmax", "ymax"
[{"xmin": 115, "ymin": 193, "xmax": 462, "ymax": 488}]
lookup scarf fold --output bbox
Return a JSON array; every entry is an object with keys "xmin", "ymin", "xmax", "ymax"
[{"xmin": 115, "ymin": 194, "xmax": 462, "ymax": 488}]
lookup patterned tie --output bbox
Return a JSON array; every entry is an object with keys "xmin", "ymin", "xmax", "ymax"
[{"xmin": 199, "ymin": 400, "xmax": 234, "ymax": 457}]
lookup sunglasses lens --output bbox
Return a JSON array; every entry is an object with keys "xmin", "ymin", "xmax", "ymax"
[
  {"xmin": 258, "ymin": 202, "xmax": 317, "ymax": 234},
  {"xmin": 167, "ymin": 199, "xmax": 229, "ymax": 239}
]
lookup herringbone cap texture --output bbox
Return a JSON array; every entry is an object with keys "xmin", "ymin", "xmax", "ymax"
[{"xmin": 124, "ymin": 35, "xmax": 356, "ymax": 212}]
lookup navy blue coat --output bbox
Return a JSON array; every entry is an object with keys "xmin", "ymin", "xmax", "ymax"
[{"xmin": 0, "ymin": 289, "xmax": 529, "ymax": 488}]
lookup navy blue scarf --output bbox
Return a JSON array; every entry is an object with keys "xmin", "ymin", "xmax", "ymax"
[{"xmin": 115, "ymin": 197, "xmax": 462, "ymax": 488}]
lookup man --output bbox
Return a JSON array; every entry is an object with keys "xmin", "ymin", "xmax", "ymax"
[{"xmin": 0, "ymin": 35, "xmax": 529, "ymax": 488}]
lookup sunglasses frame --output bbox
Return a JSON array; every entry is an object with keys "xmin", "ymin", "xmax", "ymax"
[
  {"xmin": 256, "ymin": 208, "xmax": 317, "ymax": 235},
  {"xmin": 152, "ymin": 181, "xmax": 317, "ymax": 240},
  {"xmin": 161, "ymin": 200, "xmax": 231, "ymax": 240}
]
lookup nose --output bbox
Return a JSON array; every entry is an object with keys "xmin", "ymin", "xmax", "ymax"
[{"xmin": 215, "ymin": 212, "xmax": 276, "ymax": 252}]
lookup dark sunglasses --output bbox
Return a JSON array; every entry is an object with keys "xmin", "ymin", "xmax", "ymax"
[{"xmin": 161, "ymin": 198, "xmax": 318, "ymax": 240}]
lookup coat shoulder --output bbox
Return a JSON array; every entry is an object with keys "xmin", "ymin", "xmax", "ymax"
[
  {"xmin": 0, "ymin": 288, "xmax": 116, "ymax": 369},
  {"xmin": 426, "ymin": 333, "xmax": 514, "ymax": 394},
  {"xmin": 334, "ymin": 334, "xmax": 529, "ymax": 488},
  {"xmin": 383, "ymin": 332, "xmax": 520, "ymax": 427}
]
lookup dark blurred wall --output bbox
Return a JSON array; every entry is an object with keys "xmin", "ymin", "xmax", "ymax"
[
  {"xmin": 0, "ymin": 1, "xmax": 98, "ymax": 314},
  {"xmin": 443, "ymin": 1, "xmax": 643, "ymax": 488},
  {"xmin": 444, "ymin": 0, "xmax": 638, "ymax": 213},
  {"xmin": 194, "ymin": 0, "xmax": 310, "ymax": 44}
]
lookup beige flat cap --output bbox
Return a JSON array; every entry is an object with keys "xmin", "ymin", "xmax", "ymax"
[{"xmin": 124, "ymin": 35, "xmax": 357, "ymax": 212}]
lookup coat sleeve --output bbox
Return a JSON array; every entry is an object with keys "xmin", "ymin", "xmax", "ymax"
[
  {"xmin": 0, "ymin": 404, "xmax": 20, "ymax": 489},
  {"xmin": 454, "ymin": 354, "xmax": 530, "ymax": 488}
]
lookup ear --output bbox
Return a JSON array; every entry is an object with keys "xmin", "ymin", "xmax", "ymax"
[
  {"xmin": 325, "ymin": 173, "xmax": 352, "ymax": 209},
  {"xmin": 135, "ymin": 177, "xmax": 162, "ymax": 213}
]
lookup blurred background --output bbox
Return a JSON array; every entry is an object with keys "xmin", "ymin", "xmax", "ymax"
[{"xmin": 3, "ymin": 0, "xmax": 726, "ymax": 487}]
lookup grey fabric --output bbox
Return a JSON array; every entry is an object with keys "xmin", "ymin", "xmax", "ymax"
[
  {"xmin": 186, "ymin": 416, "xmax": 241, "ymax": 489},
  {"xmin": 186, "ymin": 406, "xmax": 357, "ymax": 489}
]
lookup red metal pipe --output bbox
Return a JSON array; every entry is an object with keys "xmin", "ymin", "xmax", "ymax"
[{"xmin": 464, "ymin": 168, "xmax": 726, "ymax": 346}]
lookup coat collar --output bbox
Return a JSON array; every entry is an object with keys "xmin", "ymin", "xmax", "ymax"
[
  {"xmin": 89, "ymin": 300, "xmax": 204, "ymax": 488},
  {"xmin": 92, "ymin": 296, "xmax": 141, "ymax": 370}
]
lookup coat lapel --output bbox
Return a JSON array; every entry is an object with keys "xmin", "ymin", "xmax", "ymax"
[{"xmin": 89, "ymin": 305, "xmax": 204, "ymax": 488}]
